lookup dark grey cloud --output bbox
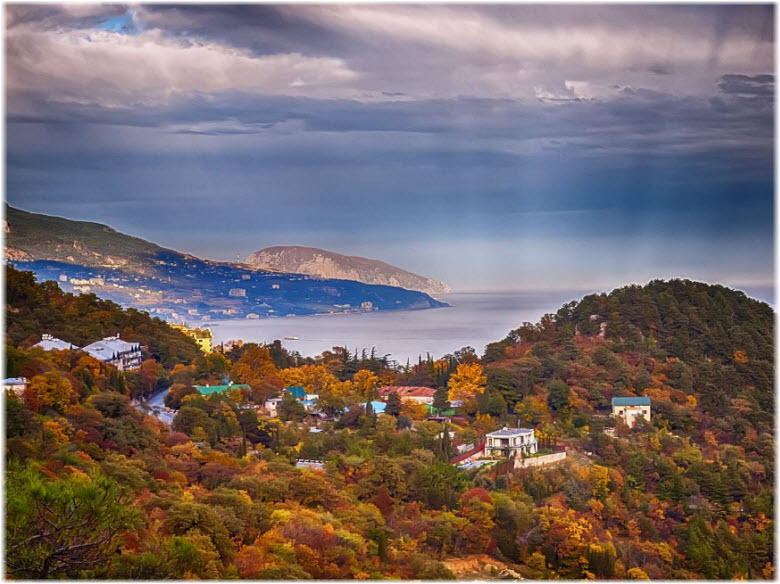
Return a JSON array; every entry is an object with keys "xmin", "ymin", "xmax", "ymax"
[
  {"xmin": 718, "ymin": 73, "xmax": 775, "ymax": 97},
  {"xmin": 4, "ymin": 4, "xmax": 774, "ymax": 291}
]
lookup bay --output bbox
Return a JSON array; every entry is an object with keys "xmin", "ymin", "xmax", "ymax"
[{"xmin": 196, "ymin": 291, "xmax": 587, "ymax": 365}]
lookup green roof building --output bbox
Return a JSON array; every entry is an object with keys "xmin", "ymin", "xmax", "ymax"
[{"xmin": 194, "ymin": 383, "xmax": 251, "ymax": 395}]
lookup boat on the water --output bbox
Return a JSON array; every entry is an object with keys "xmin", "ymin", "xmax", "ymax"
[{"xmin": 284, "ymin": 335, "xmax": 300, "ymax": 340}]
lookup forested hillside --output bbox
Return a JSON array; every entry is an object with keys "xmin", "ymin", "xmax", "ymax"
[
  {"xmin": 5, "ymin": 275, "xmax": 774, "ymax": 579},
  {"xmin": 5, "ymin": 265, "xmax": 200, "ymax": 368}
]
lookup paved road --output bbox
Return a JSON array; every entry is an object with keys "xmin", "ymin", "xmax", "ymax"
[{"xmin": 134, "ymin": 388, "xmax": 174, "ymax": 426}]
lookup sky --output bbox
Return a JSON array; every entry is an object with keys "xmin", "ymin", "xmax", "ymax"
[{"xmin": 5, "ymin": 4, "xmax": 775, "ymax": 293}]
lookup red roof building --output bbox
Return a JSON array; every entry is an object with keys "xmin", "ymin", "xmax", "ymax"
[{"xmin": 378, "ymin": 386, "xmax": 437, "ymax": 405}]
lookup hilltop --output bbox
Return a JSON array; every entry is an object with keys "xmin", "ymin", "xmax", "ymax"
[
  {"xmin": 4, "ymin": 205, "xmax": 182, "ymax": 273},
  {"xmin": 246, "ymin": 246, "xmax": 451, "ymax": 296}
]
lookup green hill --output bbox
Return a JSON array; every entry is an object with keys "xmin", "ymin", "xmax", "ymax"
[{"xmin": 4, "ymin": 205, "xmax": 184, "ymax": 273}]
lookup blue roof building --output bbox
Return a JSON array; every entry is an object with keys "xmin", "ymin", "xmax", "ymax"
[{"xmin": 285, "ymin": 386, "xmax": 307, "ymax": 400}]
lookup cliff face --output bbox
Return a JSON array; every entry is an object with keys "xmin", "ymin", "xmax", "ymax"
[{"xmin": 246, "ymin": 246, "xmax": 451, "ymax": 296}]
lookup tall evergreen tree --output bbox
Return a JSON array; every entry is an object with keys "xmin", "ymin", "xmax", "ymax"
[
  {"xmin": 385, "ymin": 391, "xmax": 402, "ymax": 416},
  {"xmin": 433, "ymin": 385, "xmax": 450, "ymax": 414}
]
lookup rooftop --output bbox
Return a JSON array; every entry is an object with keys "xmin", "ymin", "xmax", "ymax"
[
  {"xmin": 33, "ymin": 335, "xmax": 78, "ymax": 352},
  {"xmin": 195, "ymin": 383, "xmax": 251, "ymax": 395},
  {"xmin": 285, "ymin": 386, "xmax": 307, "ymax": 399},
  {"xmin": 82, "ymin": 336, "xmax": 140, "ymax": 361},
  {"xmin": 487, "ymin": 427, "xmax": 535, "ymax": 437},
  {"xmin": 378, "ymin": 386, "xmax": 437, "ymax": 398},
  {"xmin": 612, "ymin": 396, "xmax": 651, "ymax": 406},
  {"xmin": 3, "ymin": 377, "xmax": 28, "ymax": 385}
]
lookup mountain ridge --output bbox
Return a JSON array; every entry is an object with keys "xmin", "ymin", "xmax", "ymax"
[
  {"xmin": 3, "ymin": 206, "xmax": 448, "ymax": 319},
  {"xmin": 246, "ymin": 245, "xmax": 451, "ymax": 295}
]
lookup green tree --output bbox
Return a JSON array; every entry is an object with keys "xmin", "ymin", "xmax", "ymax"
[
  {"xmin": 277, "ymin": 391, "xmax": 306, "ymax": 422},
  {"xmin": 6, "ymin": 464, "xmax": 139, "ymax": 578},
  {"xmin": 433, "ymin": 385, "xmax": 450, "ymax": 413},
  {"xmin": 546, "ymin": 379, "xmax": 570, "ymax": 412},
  {"xmin": 385, "ymin": 391, "xmax": 402, "ymax": 416}
]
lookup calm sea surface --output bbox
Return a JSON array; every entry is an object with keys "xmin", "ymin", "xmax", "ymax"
[
  {"xmin": 197, "ymin": 291, "xmax": 587, "ymax": 364},
  {"xmin": 196, "ymin": 285, "xmax": 774, "ymax": 364}
]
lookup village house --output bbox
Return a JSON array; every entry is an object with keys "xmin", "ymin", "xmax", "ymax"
[
  {"xmin": 378, "ymin": 386, "xmax": 436, "ymax": 405},
  {"xmin": 33, "ymin": 334, "xmax": 79, "ymax": 351},
  {"xmin": 612, "ymin": 396, "xmax": 651, "ymax": 427},
  {"xmin": 82, "ymin": 335, "xmax": 143, "ymax": 371},
  {"xmin": 264, "ymin": 397, "xmax": 283, "ymax": 417},
  {"xmin": 3, "ymin": 377, "xmax": 28, "ymax": 396},
  {"xmin": 484, "ymin": 427, "xmax": 538, "ymax": 457}
]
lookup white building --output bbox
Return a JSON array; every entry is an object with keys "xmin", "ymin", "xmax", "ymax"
[
  {"xmin": 485, "ymin": 427, "xmax": 538, "ymax": 457},
  {"xmin": 612, "ymin": 397, "xmax": 651, "ymax": 427},
  {"xmin": 82, "ymin": 335, "xmax": 142, "ymax": 371},
  {"xmin": 3, "ymin": 377, "xmax": 28, "ymax": 396},
  {"xmin": 264, "ymin": 397, "xmax": 283, "ymax": 417},
  {"xmin": 33, "ymin": 334, "xmax": 79, "ymax": 351}
]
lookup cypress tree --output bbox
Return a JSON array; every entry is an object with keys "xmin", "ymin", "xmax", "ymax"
[{"xmin": 385, "ymin": 391, "xmax": 402, "ymax": 416}]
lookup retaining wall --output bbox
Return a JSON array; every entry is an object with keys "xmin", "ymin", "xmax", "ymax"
[{"xmin": 514, "ymin": 451, "xmax": 567, "ymax": 469}]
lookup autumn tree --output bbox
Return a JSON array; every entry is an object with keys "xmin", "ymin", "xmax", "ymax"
[
  {"xmin": 352, "ymin": 369, "xmax": 379, "ymax": 401},
  {"xmin": 27, "ymin": 371, "xmax": 74, "ymax": 414},
  {"xmin": 280, "ymin": 364, "xmax": 352, "ymax": 396},
  {"xmin": 447, "ymin": 362, "xmax": 487, "ymax": 403},
  {"xmin": 232, "ymin": 344, "xmax": 283, "ymax": 391}
]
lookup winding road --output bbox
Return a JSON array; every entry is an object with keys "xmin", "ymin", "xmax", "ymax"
[{"xmin": 133, "ymin": 387, "xmax": 174, "ymax": 426}]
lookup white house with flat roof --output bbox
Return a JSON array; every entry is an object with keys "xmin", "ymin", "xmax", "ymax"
[
  {"xmin": 3, "ymin": 377, "xmax": 28, "ymax": 396},
  {"xmin": 82, "ymin": 335, "xmax": 142, "ymax": 371},
  {"xmin": 612, "ymin": 396, "xmax": 651, "ymax": 427},
  {"xmin": 33, "ymin": 334, "xmax": 78, "ymax": 352},
  {"xmin": 264, "ymin": 397, "xmax": 283, "ymax": 417},
  {"xmin": 485, "ymin": 427, "xmax": 538, "ymax": 457}
]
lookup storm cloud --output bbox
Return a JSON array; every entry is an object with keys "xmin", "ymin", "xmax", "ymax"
[{"xmin": 5, "ymin": 4, "xmax": 774, "ymax": 293}]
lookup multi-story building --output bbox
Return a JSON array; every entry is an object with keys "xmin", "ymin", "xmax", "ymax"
[
  {"xmin": 82, "ymin": 335, "xmax": 143, "ymax": 371},
  {"xmin": 171, "ymin": 323, "xmax": 214, "ymax": 353},
  {"xmin": 484, "ymin": 427, "xmax": 538, "ymax": 457},
  {"xmin": 612, "ymin": 396, "xmax": 651, "ymax": 427}
]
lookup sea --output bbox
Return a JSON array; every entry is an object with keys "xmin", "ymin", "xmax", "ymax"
[
  {"xmin": 197, "ymin": 291, "xmax": 590, "ymax": 365},
  {"xmin": 195, "ymin": 285, "xmax": 775, "ymax": 365}
]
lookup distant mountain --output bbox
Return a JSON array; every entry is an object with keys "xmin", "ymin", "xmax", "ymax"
[
  {"xmin": 4, "ymin": 205, "xmax": 185, "ymax": 273},
  {"xmin": 246, "ymin": 246, "xmax": 451, "ymax": 296},
  {"xmin": 4, "ymin": 206, "xmax": 448, "ymax": 319}
]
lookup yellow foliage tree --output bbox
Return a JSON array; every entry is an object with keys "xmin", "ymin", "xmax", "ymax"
[
  {"xmin": 352, "ymin": 370, "xmax": 379, "ymax": 401},
  {"xmin": 29, "ymin": 371, "xmax": 74, "ymax": 413},
  {"xmin": 627, "ymin": 567, "xmax": 650, "ymax": 580},
  {"xmin": 281, "ymin": 364, "xmax": 352, "ymax": 396},
  {"xmin": 447, "ymin": 362, "xmax": 486, "ymax": 402}
]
